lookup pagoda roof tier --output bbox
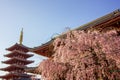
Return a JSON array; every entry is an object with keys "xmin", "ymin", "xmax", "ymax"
[
  {"xmin": 0, "ymin": 72, "xmax": 31, "ymax": 79},
  {"xmin": 6, "ymin": 43, "xmax": 31, "ymax": 52},
  {"xmin": 4, "ymin": 50, "xmax": 34, "ymax": 58},
  {"xmin": 0, "ymin": 64, "xmax": 27, "ymax": 71},
  {"xmin": 2, "ymin": 57, "xmax": 34, "ymax": 65}
]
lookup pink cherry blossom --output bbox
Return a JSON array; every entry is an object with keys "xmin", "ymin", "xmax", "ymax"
[{"xmin": 36, "ymin": 30, "xmax": 120, "ymax": 80}]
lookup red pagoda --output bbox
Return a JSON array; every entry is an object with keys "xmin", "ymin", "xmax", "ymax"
[{"xmin": 0, "ymin": 29, "xmax": 34, "ymax": 80}]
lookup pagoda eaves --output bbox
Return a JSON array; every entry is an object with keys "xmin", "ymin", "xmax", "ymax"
[
  {"xmin": 0, "ymin": 64, "xmax": 25, "ymax": 71},
  {"xmin": 6, "ymin": 43, "xmax": 30, "ymax": 52},
  {"xmin": 2, "ymin": 57, "xmax": 34, "ymax": 65},
  {"xmin": 0, "ymin": 72, "xmax": 31, "ymax": 79},
  {"xmin": 4, "ymin": 50, "xmax": 33, "ymax": 58}
]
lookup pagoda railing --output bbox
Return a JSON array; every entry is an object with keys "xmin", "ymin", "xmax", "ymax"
[
  {"xmin": 11, "ymin": 64, "xmax": 27, "ymax": 68},
  {"xmin": 9, "ymin": 71, "xmax": 30, "ymax": 77},
  {"xmin": 13, "ymin": 49, "xmax": 33, "ymax": 56},
  {"xmin": 11, "ymin": 57, "xmax": 34, "ymax": 65},
  {"xmin": 12, "ymin": 57, "xmax": 29, "ymax": 62}
]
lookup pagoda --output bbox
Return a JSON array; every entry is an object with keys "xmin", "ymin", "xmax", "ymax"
[{"xmin": 0, "ymin": 29, "xmax": 34, "ymax": 80}]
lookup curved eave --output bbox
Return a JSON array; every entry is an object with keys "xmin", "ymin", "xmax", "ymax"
[
  {"xmin": 6, "ymin": 43, "xmax": 30, "ymax": 52},
  {"xmin": 0, "ymin": 73, "xmax": 17, "ymax": 79},
  {"xmin": 0, "ymin": 73, "xmax": 30, "ymax": 79},
  {"xmin": 32, "ymin": 44, "xmax": 51, "ymax": 57},
  {"xmin": 2, "ymin": 57, "xmax": 34, "ymax": 65},
  {"xmin": 31, "ymin": 40, "xmax": 54, "ymax": 58},
  {"xmin": 0, "ymin": 64, "xmax": 26, "ymax": 71},
  {"xmin": 84, "ymin": 14, "xmax": 120, "ymax": 32},
  {"xmin": 4, "ymin": 50, "xmax": 34, "ymax": 58},
  {"xmin": 75, "ymin": 9, "xmax": 120, "ymax": 30}
]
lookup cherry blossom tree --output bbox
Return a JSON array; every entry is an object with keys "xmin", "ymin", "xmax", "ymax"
[{"xmin": 36, "ymin": 30, "xmax": 120, "ymax": 80}]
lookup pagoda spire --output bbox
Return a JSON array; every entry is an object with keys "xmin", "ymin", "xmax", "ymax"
[{"xmin": 19, "ymin": 28, "xmax": 23, "ymax": 44}]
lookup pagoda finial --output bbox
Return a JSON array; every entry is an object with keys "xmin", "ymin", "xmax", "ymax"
[{"xmin": 19, "ymin": 28, "xmax": 23, "ymax": 45}]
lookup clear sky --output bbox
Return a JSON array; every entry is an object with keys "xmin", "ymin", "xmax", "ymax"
[{"xmin": 0, "ymin": 0, "xmax": 120, "ymax": 76}]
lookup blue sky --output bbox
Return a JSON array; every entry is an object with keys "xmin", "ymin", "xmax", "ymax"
[{"xmin": 0, "ymin": 0, "xmax": 120, "ymax": 76}]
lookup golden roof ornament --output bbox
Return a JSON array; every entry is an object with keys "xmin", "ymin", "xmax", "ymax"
[{"xmin": 19, "ymin": 28, "xmax": 23, "ymax": 45}]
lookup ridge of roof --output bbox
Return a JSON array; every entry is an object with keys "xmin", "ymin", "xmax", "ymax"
[
  {"xmin": 31, "ymin": 9, "xmax": 120, "ymax": 51},
  {"xmin": 75, "ymin": 9, "xmax": 120, "ymax": 30}
]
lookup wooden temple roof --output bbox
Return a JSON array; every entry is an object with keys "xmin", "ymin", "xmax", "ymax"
[
  {"xmin": 2, "ymin": 57, "xmax": 34, "ymax": 65},
  {"xmin": 31, "ymin": 40, "xmax": 54, "ymax": 57},
  {"xmin": 31, "ymin": 9, "xmax": 120, "ymax": 58},
  {"xmin": 0, "ymin": 64, "xmax": 26, "ymax": 71},
  {"xmin": 6, "ymin": 43, "xmax": 31, "ymax": 52},
  {"xmin": 0, "ymin": 73, "xmax": 30, "ymax": 79},
  {"xmin": 4, "ymin": 50, "xmax": 34, "ymax": 58},
  {"xmin": 75, "ymin": 9, "xmax": 120, "ymax": 31}
]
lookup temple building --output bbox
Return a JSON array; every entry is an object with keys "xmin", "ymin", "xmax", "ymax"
[
  {"xmin": 0, "ymin": 29, "xmax": 34, "ymax": 80},
  {"xmin": 31, "ymin": 9, "xmax": 120, "ymax": 58}
]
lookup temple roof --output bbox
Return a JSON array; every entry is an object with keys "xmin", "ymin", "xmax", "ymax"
[
  {"xmin": 6, "ymin": 43, "xmax": 31, "ymax": 52},
  {"xmin": 4, "ymin": 50, "xmax": 34, "ymax": 58},
  {"xmin": 31, "ymin": 9, "xmax": 120, "ymax": 57},
  {"xmin": 2, "ymin": 57, "xmax": 34, "ymax": 65},
  {"xmin": 0, "ymin": 73, "xmax": 30, "ymax": 79},
  {"xmin": 0, "ymin": 64, "xmax": 26, "ymax": 71},
  {"xmin": 75, "ymin": 9, "xmax": 120, "ymax": 31},
  {"xmin": 31, "ymin": 40, "xmax": 54, "ymax": 57}
]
